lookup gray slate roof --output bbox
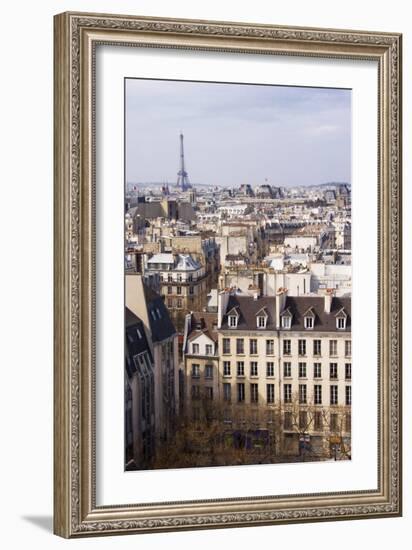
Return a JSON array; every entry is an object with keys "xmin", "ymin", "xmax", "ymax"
[
  {"xmin": 221, "ymin": 295, "xmax": 351, "ymax": 332},
  {"xmin": 143, "ymin": 284, "xmax": 177, "ymax": 343}
]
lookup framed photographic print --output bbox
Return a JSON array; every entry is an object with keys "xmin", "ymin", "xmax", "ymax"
[{"xmin": 53, "ymin": 12, "xmax": 402, "ymax": 538}]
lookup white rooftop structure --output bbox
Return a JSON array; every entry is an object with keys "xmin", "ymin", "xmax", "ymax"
[
  {"xmin": 176, "ymin": 254, "xmax": 201, "ymax": 271},
  {"xmin": 147, "ymin": 253, "xmax": 174, "ymax": 265}
]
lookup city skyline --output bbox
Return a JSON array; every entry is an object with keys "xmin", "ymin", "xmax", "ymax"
[{"xmin": 126, "ymin": 78, "xmax": 351, "ymax": 188}]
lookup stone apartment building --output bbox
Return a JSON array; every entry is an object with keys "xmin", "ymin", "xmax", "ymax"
[
  {"xmin": 125, "ymin": 307, "xmax": 155, "ymax": 470},
  {"xmin": 182, "ymin": 312, "xmax": 220, "ymax": 420},
  {"xmin": 125, "ymin": 274, "xmax": 179, "ymax": 468},
  {"xmin": 144, "ymin": 252, "xmax": 209, "ymax": 332},
  {"xmin": 183, "ymin": 288, "xmax": 351, "ymax": 459}
]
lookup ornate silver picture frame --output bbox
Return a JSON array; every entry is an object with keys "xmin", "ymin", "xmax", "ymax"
[{"xmin": 53, "ymin": 11, "xmax": 402, "ymax": 538}]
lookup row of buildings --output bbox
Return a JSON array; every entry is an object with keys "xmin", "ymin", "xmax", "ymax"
[
  {"xmin": 125, "ymin": 273, "xmax": 351, "ymax": 468},
  {"xmin": 124, "ymin": 169, "xmax": 352, "ymax": 468}
]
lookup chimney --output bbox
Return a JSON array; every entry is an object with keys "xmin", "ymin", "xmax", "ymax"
[
  {"xmin": 275, "ymin": 287, "xmax": 288, "ymax": 329},
  {"xmin": 324, "ymin": 288, "xmax": 335, "ymax": 313},
  {"xmin": 217, "ymin": 289, "xmax": 230, "ymax": 328}
]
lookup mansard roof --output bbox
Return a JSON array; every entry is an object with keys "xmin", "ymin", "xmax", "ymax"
[
  {"xmin": 125, "ymin": 307, "xmax": 153, "ymax": 379},
  {"xmin": 187, "ymin": 311, "xmax": 218, "ymax": 343},
  {"xmin": 220, "ymin": 295, "xmax": 351, "ymax": 332},
  {"xmin": 143, "ymin": 284, "xmax": 176, "ymax": 343}
]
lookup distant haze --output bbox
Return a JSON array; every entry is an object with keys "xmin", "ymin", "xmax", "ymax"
[{"xmin": 126, "ymin": 78, "xmax": 351, "ymax": 188}]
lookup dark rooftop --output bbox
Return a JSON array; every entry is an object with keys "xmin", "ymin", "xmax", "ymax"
[{"xmin": 220, "ymin": 295, "xmax": 351, "ymax": 332}]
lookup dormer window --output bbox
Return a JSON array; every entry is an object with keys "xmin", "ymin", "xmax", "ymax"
[
  {"xmin": 227, "ymin": 307, "xmax": 239, "ymax": 329},
  {"xmin": 337, "ymin": 316, "xmax": 346, "ymax": 330},
  {"xmin": 303, "ymin": 307, "xmax": 315, "ymax": 330},
  {"xmin": 280, "ymin": 308, "xmax": 292, "ymax": 330},
  {"xmin": 255, "ymin": 307, "xmax": 268, "ymax": 329},
  {"xmin": 335, "ymin": 307, "xmax": 348, "ymax": 330},
  {"xmin": 229, "ymin": 315, "xmax": 238, "ymax": 328},
  {"xmin": 304, "ymin": 317, "xmax": 314, "ymax": 329},
  {"xmin": 257, "ymin": 316, "xmax": 266, "ymax": 328},
  {"xmin": 282, "ymin": 316, "xmax": 291, "ymax": 329},
  {"xmin": 192, "ymin": 343, "xmax": 199, "ymax": 354}
]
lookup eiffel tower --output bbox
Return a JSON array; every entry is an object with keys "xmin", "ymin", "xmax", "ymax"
[{"xmin": 176, "ymin": 133, "xmax": 192, "ymax": 191}]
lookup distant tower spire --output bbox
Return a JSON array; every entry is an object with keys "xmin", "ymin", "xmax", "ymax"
[{"xmin": 176, "ymin": 132, "xmax": 192, "ymax": 191}]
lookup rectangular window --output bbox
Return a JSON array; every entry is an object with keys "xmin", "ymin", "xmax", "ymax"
[
  {"xmin": 167, "ymin": 286, "xmax": 172, "ymax": 294},
  {"xmin": 304, "ymin": 317, "xmax": 313, "ymax": 329},
  {"xmin": 329, "ymin": 340, "xmax": 338, "ymax": 356},
  {"xmin": 314, "ymin": 363, "xmax": 322, "ymax": 378},
  {"xmin": 266, "ymin": 409, "xmax": 275, "ymax": 424},
  {"xmin": 237, "ymin": 361, "xmax": 245, "ymax": 376},
  {"xmin": 329, "ymin": 363, "xmax": 338, "ymax": 380},
  {"xmin": 345, "ymin": 340, "xmax": 352, "ymax": 357},
  {"xmin": 192, "ymin": 343, "xmax": 199, "ymax": 354},
  {"xmin": 167, "ymin": 298, "xmax": 173, "ymax": 308},
  {"xmin": 250, "ymin": 383, "xmax": 259, "ymax": 403},
  {"xmin": 223, "ymin": 383, "xmax": 231, "ymax": 402},
  {"xmin": 205, "ymin": 387, "xmax": 213, "ymax": 400},
  {"xmin": 283, "ymin": 339, "xmax": 291, "ymax": 355},
  {"xmin": 299, "ymin": 384, "xmax": 307, "ymax": 404},
  {"xmin": 266, "ymin": 384, "xmax": 275, "ymax": 404},
  {"xmin": 222, "ymin": 338, "xmax": 231, "ymax": 354},
  {"xmin": 191, "ymin": 385, "xmax": 200, "ymax": 399},
  {"xmin": 345, "ymin": 385, "xmax": 352, "ymax": 406},
  {"xmin": 236, "ymin": 338, "xmax": 244, "ymax": 354},
  {"xmin": 189, "ymin": 286, "xmax": 194, "ymax": 295},
  {"xmin": 205, "ymin": 365, "xmax": 213, "ymax": 379},
  {"xmin": 314, "ymin": 384, "xmax": 322, "ymax": 404},
  {"xmin": 223, "ymin": 361, "xmax": 231, "ymax": 376},
  {"xmin": 250, "ymin": 361, "xmax": 258, "ymax": 377},
  {"xmin": 282, "ymin": 316, "xmax": 291, "ymax": 329},
  {"xmin": 249, "ymin": 338, "xmax": 258, "ymax": 355},
  {"xmin": 330, "ymin": 413, "xmax": 338, "ymax": 431},
  {"xmin": 330, "ymin": 385, "xmax": 338, "ymax": 405},
  {"xmin": 345, "ymin": 363, "xmax": 352, "ymax": 380},
  {"xmin": 283, "ymin": 362, "xmax": 291, "ymax": 378},
  {"xmin": 229, "ymin": 315, "xmax": 237, "ymax": 327},
  {"xmin": 266, "ymin": 339, "xmax": 274, "ymax": 355},
  {"xmin": 313, "ymin": 340, "xmax": 321, "ymax": 356},
  {"xmin": 345, "ymin": 413, "xmax": 351, "ymax": 432},
  {"xmin": 284, "ymin": 384, "xmax": 292, "ymax": 403},
  {"xmin": 298, "ymin": 339, "xmax": 306, "ymax": 356},
  {"xmin": 177, "ymin": 286, "xmax": 182, "ymax": 295},
  {"xmin": 177, "ymin": 298, "xmax": 182, "ymax": 309},
  {"xmin": 257, "ymin": 316, "xmax": 266, "ymax": 328},
  {"xmin": 337, "ymin": 317, "xmax": 346, "ymax": 329},
  {"xmin": 314, "ymin": 411, "xmax": 323, "ymax": 430},
  {"xmin": 191, "ymin": 364, "xmax": 200, "ymax": 378},
  {"xmin": 205, "ymin": 344, "xmax": 213, "ymax": 355},
  {"xmin": 298, "ymin": 362, "xmax": 307, "ymax": 378},
  {"xmin": 237, "ymin": 383, "xmax": 245, "ymax": 402},
  {"xmin": 299, "ymin": 411, "xmax": 308, "ymax": 430},
  {"xmin": 266, "ymin": 362, "xmax": 274, "ymax": 377},
  {"xmin": 284, "ymin": 411, "xmax": 293, "ymax": 430}
]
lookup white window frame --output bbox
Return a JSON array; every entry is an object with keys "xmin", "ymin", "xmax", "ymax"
[
  {"xmin": 257, "ymin": 315, "xmax": 266, "ymax": 328},
  {"xmin": 304, "ymin": 316, "xmax": 314, "ymax": 329},
  {"xmin": 336, "ymin": 316, "xmax": 346, "ymax": 330},
  {"xmin": 281, "ymin": 316, "xmax": 291, "ymax": 329},
  {"xmin": 229, "ymin": 315, "xmax": 238, "ymax": 328}
]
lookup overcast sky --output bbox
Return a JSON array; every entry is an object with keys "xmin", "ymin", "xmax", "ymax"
[{"xmin": 125, "ymin": 78, "xmax": 351, "ymax": 188}]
